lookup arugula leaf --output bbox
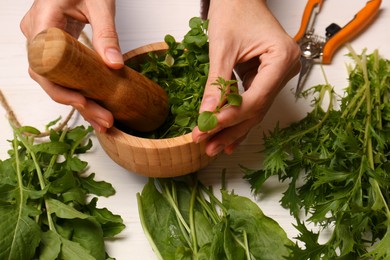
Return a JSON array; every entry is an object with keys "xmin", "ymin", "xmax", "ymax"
[{"xmin": 0, "ymin": 124, "xmax": 124, "ymax": 259}]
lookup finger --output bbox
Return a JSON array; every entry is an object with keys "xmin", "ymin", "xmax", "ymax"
[
  {"xmin": 204, "ymin": 118, "xmax": 255, "ymax": 157},
  {"xmin": 20, "ymin": 1, "xmax": 86, "ymax": 41},
  {"xmin": 216, "ymin": 40, "xmax": 301, "ymax": 130},
  {"xmin": 224, "ymin": 135, "xmax": 248, "ymax": 155},
  {"xmin": 29, "ymin": 68, "xmax": 87, "ymax": 107},
  {"xmin": 199, "ymin": 39, "xmax": 236, "ymax": 113},
  {"xmin": 85, "ymin": 0, "xmax": 123, "ymax": 69},
  {"xmin": 30, "ymin": 68, "xmax": 114, "ymax": 131},
  {"xmin": 75, "ymin": 99, "xmax": 114, "ymax": 133}
]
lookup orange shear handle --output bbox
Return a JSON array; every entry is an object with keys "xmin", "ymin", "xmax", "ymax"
[
  {"xmin": 322, "ymin": 0, "xmax": 382, "ymax": 64},
  {"xmin": 294, "ymin": 0, "xmax": 324, "ymax": 42}
]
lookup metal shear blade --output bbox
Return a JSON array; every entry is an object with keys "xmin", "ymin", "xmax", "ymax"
[{"xmin": 295, "ymin": 57, "xmax": 313, "ymax": 98}]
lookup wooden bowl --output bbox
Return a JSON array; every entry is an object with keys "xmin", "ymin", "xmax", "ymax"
[{"xmin": 96, "ymin": 42, "xmax": 213, "ymax": 178}]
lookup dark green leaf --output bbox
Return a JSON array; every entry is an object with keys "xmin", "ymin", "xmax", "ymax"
[
  {"xmin": 40, "ymin": 230, "xmax": 62, "ymax": 260},
  {"xmin": 198, "ymin": 111, "xmax": 218, "ymax": 132},
  {"xmin": 46, "ymin": 198, "xmax": 89, "ymax": 219},
  {"xmin": 79, "ymin": 173, "xmax": 115, "ymax": 197},
  {"xmin": 227, "ymin": 93, "xmax": 242, "ymax": 107}
]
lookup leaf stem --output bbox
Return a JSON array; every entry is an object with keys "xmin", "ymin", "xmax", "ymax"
[
  {"xmin": 13, "ymin": 129, "xmax": 57, "ymax": 231},
  {"xmin": 161, "ymin": 182, "xmax": 191, "ymax": 233},
  {"xmin": 189, "ymin": 181, "xmax": 198, "ymax": 256}
]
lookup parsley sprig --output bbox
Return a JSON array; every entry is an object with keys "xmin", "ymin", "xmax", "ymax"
[{"xmin": 244, "ymin": 49, "xmax": 390, "ymax": 259}]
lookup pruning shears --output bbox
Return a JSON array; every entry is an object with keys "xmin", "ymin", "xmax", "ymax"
[{"xmin": 294, "ymin": 0, "xmax": 382, "ymax": 96}]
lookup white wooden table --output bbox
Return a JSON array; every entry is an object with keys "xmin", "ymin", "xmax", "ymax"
[{"xmin": 1, "ymin": 0, "xmax": 389, "ymax": 259}]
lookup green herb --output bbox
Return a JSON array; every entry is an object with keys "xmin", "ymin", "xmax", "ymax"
[
  {"xmin": 198, "ymin": 77, "xmax": 242, "ymax": 132},
  {"xmin": 244, "ymin": 49, "xmax": 390, "ymax": 259},
  {"xmin": 0, "ymin": 122, "xmax": 125, "ymax": 260},
  {"xmin": 128, "ymin": 17, "xmax": 209, "ymax": 139},
  {"xmin": 137, "ymin": 175, "xmax": 293, "ymax": 259}
]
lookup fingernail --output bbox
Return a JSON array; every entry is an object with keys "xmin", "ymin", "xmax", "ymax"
[
  {"xmin": 96, "ymin": 118, "xmax": 111, "ymax": 128},
  {"xmin": 89, "ymin": 120, "xmax": 103, "ymax": 133},
  {"xmin": 71, "ymin": 103, "xmax": 85, "ymax": 110},
  {"xmin": 105, "ymin": 48, "xmax": 123, "ymax": 65},
  {"xmin": 210, "ymin": 145, "xmax": 224, "ymax": 157}
]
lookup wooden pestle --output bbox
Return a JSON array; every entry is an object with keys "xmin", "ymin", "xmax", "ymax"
[{"xmin": 28, "ymin": 28, "xmax": 169, "ymax": 132}]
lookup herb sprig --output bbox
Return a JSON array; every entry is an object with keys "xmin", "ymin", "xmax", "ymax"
[
  {"xmin": 244, "ymin": 49, "xmax": 390, "ymax": 259},
  {"xmin": 0, "ymin": 122, "xmax": 125, "ymax": 260},
  {"xmin": 198, "ymin": 77, "xmax": 242, "ymax": 132}
]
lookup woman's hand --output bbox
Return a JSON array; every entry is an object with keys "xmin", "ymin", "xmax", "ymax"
[
  {"xmin": 193, "ymin": 0, "xmax": 301, "ymax": 157},
  {"xmin": 21, "ymin": 0, "xmax": 122, "ymax": 132}
]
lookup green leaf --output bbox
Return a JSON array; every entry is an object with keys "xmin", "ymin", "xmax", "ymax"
[
  {"xmin": 175, "ymin": 114, "xmax": 191, "ymax": 127},
  {"xmin": 18, "ymin": 126, "xmax": 41, "ymax": 135},
  {"xmin": 59, "ymin": 237, "xmax": 96, "ymax": 260},
  {"xmin": 46, "ymin": 198, "xmax": 90, "ymax": 219},
  {"xmin": 79, "ymin": 173, "xmax": 116, "ymax": 197},
  {"xmin": 70, "ymin": 218, "xmax": 106, "ymax": 260},
  {"xmin": 164, "ymin": 54, "xmax": 175, "ymax": 67},
  {"xmin": 87, "ymin": 198, "xmax": 125, "ymax": 238},
  {"xmin": 49, "ymin": 171, "xmax": 77, "ymax": 194},
  {"xmin": 0, "ymin": 202, "xmax": 41, "ymax": 260},
  {"xmin": 164, "ymin": 34, "xmax": 176, "ymax": 47},
  {"xmin": 198, "ymin": 111, "xmax": 218, "ymax": 132},
  {"xmin": 32, "ymin": 141, "xmax": 71, "ymax": 155},
  {"xmin": 227, "ymin": 93, "xmax": 242, "ymax": 107},
  {"xmin": 138, "ymin": 179, "xmax": 188, "ymax": 260},
  {"xmin": 66, "ymin": 156, "xmax": 88, "ymax": 172},
  {"xmin": 40, "ymin": 230, "xmax": 62, "ymax": 260},
  {"xmin": 62, "ymin": 187, "xmax": 87, "ymax": 204},
  {"xmin": 222, "ymin": 190, "xmax": 293, "ymax": 259},
  {"xmin": 366, "ymin": 225, "xmax": 390, "ymax": 259}
]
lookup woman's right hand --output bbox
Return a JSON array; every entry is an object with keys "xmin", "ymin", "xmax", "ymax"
[{"xmin": 21, "ymin": 0, "xmax": 123, "ymax": 132}]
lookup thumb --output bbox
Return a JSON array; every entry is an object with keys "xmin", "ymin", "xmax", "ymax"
[{"xmin": 86, "ymin": 0, "xmax": 123, "ymax": 69}]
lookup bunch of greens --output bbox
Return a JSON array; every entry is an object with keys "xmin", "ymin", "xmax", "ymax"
[
  {"xmin": 0, "ymin": 122, "xmax": 125, "ymax": 260},
  {"xmin": 128, "ymin": 17, "xmax": 210, "ymax": 139},
  {"xmin": 137, "ymin": 175, "xmax": 292, "ymax": 260},
  {"xmin": 244, "ymin": 48, "xmax": 390, "ymax": 259}
]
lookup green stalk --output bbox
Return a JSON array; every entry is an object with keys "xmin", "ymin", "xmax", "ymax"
[
  {"xmin": 196, "ymin": 194, "xmax": 219, "ymax": 224},
  {"xmin": 44, "ymin": 128, "xmax": 68, "ymax": 178},
  {"xmin": 199, "ymin": 183, "xmax": 227, "ymax": 213},
  {"xmin": 160, "ymin": 182, "xmax": 191, "ymax": 233},
  {"xmin": 14, "ymin": 130, "xmax": 56, "ymax": 231},
  {"xmin": 189, "ymin": 181, "xmax": 198, "ymax": 256},
  {"xmin": 12, "ymin": 135, "xmax": 28, "ymax": 229},
  {"xmin": 283, "ymin": 84, "xmax": 334, "ymax": 145},
  {"xmin": 162, "ymin": 181, "xmax": 193, "ymax": 248},
  {"xmin": 243, "ymin": 230, "xmax": 252, "ymax": 260}
]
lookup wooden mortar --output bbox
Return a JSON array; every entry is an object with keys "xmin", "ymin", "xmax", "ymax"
[{"xmin": 96, "ymin": 42, "xmax": 214, "ymax": 177}]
